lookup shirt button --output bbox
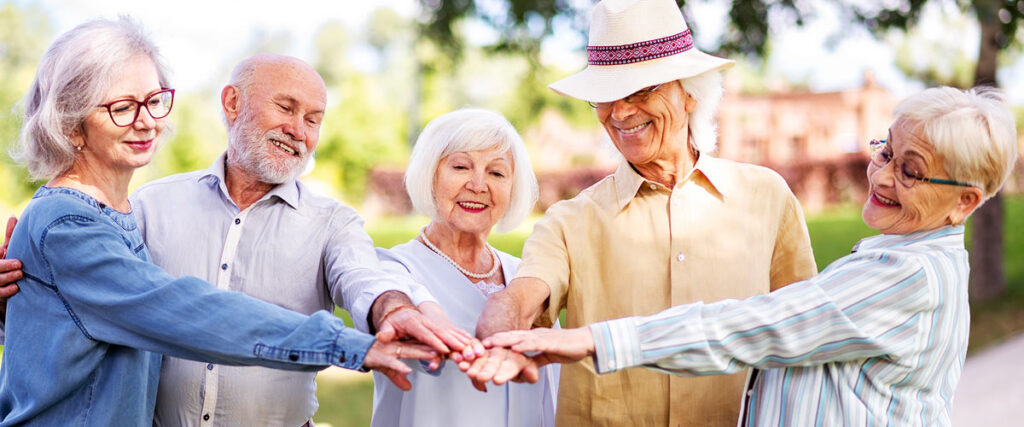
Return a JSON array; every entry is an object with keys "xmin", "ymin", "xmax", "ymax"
[
  {"xmin": 207, "ymin": 363, "xmax": 214, "ymax": 370},
  {"xmin": 649, "ymin": 183, "xmax": 657, "ymax": 190},
  {"xmin": 671, "ymin": 198, "xmax": 681, "ymax": 206},
  {"xmin": 221, "ymin": 263, "xmax": 228, "ymax": 270},
  {"xmin": 203, "ymin": 414, "xmax": 210, "ymax": 421},
  {"xmin": 289, "ymin": 353, "xmax": 299, "ymax": 361},
  {"xmin": 676, "ymin": 253, "xmax": 686, "ymax": 262},
  {"xmin": 234, "ymin": 218, "xmax": 241, "ymax": 225},
  {"xmin": 338, "ymin": 354, "xmax": 346, "ymax": 364}
]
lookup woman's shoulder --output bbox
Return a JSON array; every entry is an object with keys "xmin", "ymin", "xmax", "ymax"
[
  {"xmin": 376, "ymin": 240, "xmax": 424, "ymax": 274},
  {"xmin": 23, "ymin": 187, "xmax": 105, "ymax": 226}
]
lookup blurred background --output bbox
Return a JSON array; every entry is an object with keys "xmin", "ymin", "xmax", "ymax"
[{"xmin": 1, "ymin": 0, "xmax": 1022, "ymax": 425}]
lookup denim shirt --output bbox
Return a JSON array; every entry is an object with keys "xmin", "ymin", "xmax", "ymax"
[{"xmin": 0, "ymin": 187, "xmax": 375, "ymax": 426}]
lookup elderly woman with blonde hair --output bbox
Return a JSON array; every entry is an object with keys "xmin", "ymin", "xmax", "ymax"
[
  {"xmin": 371, "ymin": 108, "xmax": 558, "ymax": 427},
  {"xmin": 487, "ymin": 86, "xmax": 1018, "ymax": 427}
]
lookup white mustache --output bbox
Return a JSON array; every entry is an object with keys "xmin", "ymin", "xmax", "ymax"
[{"xmin": 264, "ymin": 130, "xmax": 306, "ymax": 156}]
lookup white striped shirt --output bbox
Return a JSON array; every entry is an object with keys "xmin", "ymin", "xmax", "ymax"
[{"xmin": 591, "ymin": 226, "xmax": 969, "ymax": 426}]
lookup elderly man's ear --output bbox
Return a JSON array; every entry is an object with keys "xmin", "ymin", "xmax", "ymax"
[
  {"xmin": 951, "ymin": 187, "xmax": 984, "ymax": 225},
  {"xmin": 221, "ymin": 85, "xmax": 242, "ymax": 124},
  {"xmin": 684, "ymin": 90, "xmax": 696, "ymax": 113}
]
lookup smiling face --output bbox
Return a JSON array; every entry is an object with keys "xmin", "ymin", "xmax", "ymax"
[
  {"xmin": 432, "ymin": 148, "xmax": 514, "ymax": 236},
  {"xmin": 74, "ymin": 54, "xmax": 164, "ymax": 174},
  {"xmin": 225, "ymin": 57, "xmax": 326, "ymax": 184},
  {"xmin": 596, "ymin": 80, "xmax": 695, "ymax": 169},
  {"xmin": 862, "ymin": 118, "xmax": 974, "ymax": 234}
]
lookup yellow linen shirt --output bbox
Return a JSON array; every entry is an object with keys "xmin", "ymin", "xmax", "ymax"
[{"xmin": 516, "ymin": 155, "xmax": 817, "ymax": 427}]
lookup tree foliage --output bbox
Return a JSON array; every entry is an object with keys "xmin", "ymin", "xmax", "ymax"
[{"xmin": 0, "ymin": 4, "xmax": 50, "ymax": 209}]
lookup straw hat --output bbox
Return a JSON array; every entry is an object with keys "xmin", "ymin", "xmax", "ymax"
[{"xmin": 549, "ymin": 0, "xmax": 734, "ymax": 103}]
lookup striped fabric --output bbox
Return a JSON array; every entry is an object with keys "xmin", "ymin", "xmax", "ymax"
[{"xmin": 591, "ymin": 225, "xmax": 970, "ymax": 426}]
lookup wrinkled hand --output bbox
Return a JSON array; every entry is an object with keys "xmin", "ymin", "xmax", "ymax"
[
  {"xmin": 362, "ymin": 339, "xmax": 441, "ymax": 391},
  {"xmin": 460, "ymin": 347, "xmax": 540, "ymax": 392},
  {"xmin": 415, "ymin": 301, "xmax": 484, "ymax": 363},
  {"xmin": 484, "ymin": 327, "xmax": 595, "ymax": 367},
  {"xmin": 377, "ymin": 304, "xmax": 480, "ymax": 361},
  {"xmin": 0, "ymin": 217, "xmax": 23, "ymax": 313}
]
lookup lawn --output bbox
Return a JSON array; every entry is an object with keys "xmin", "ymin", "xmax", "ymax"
[{"xmin": 311, "ymin": 195, "xmax": 1024, "ymax": 426}]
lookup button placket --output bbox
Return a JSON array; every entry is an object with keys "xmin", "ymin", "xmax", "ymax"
[{"xmin": 199, "ymin": 209, "xmax": 252, "ymax": 425}]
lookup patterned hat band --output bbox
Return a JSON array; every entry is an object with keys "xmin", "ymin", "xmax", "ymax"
[{"xmin": 587, "ymin": 30, "xmax": 694, "ymax": 66}]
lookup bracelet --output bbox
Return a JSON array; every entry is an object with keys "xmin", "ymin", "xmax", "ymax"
[{"xmin": 379, "ymin": 304, "xmax": 416, "ymax": 326}]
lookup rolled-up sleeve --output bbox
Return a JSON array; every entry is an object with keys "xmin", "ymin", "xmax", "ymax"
[{"xmin": 515, "ymin": 203, "xmax": 573, "ymax": 328}]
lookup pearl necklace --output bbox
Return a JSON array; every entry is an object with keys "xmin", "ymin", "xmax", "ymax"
[{"xmin": 419, "ymin": 229, "xmax": 500, "ymax": 279}]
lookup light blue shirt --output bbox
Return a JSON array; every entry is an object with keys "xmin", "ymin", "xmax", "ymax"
[
  {"xmin": 591, "ymin": 226, "xmax": 969, "ymax": 426},
  {"xmin": 132, "ymin": 154, "xmax": 427, "ymax": 427},
  {"xmin": 371, "ymin": 241, "xmax": 558, "ymax": 427},
  {"xmin": 0, "ymin": 186, "xmax": 375, "ymax": 426}
]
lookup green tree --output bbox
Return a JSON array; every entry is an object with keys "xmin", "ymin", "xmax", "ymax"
[
  {"xmin": 0, "ymin": 4, "xmax": 50, "ymax": 210},
  {"xmin": 312, "ymin": 21, "xmax": 410, "ymax": 202}
]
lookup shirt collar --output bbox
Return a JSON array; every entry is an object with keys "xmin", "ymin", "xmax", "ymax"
[
  {"xmin": 612, "ymin": 154, "xmax": 729, "ymax": 211},
  {"xmin": 852, "ymin": 225, "xmax": 966, "ymax": 252},
  {"xmin": 197, "ymin": 152, "xmax": 301, "ymax": 210}
]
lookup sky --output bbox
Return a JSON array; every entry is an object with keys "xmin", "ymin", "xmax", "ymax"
[{"xmin": 13, "ymin": 0, "xmax": 1024, "ymax": 103}]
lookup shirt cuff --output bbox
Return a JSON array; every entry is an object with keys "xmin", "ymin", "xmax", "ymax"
[
  {"xmin": 350, "ymin": 282, "xmax": 410, "ymax": 333},
  {"xmin": 334, "ymin": 326, "xmax": 377, "ymax": 371},
  {"xmin": 589, "ymin": 317, "xmax": 642, "ymax": 374}
]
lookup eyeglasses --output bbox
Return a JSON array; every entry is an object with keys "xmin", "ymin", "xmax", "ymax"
[
  {"xmin": 588, "ymin": 83, "xmax": 665, "ymax": 109},
  {"xmin": 868, "ymin": 139, "xmax": 974, "ymax": 188},
  {"xmin": 97, "ymin": 88, "xmax": 175, "ymax": 127}
]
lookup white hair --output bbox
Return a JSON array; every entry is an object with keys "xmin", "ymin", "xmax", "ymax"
[
  {"xmin": 405, "ymin": 108, "xmax": 539, "ymax": 233},
  {"xmin": 11, "ymin": 16, "xmax": 171, "ymax": 180},
  {"xmin": 679, "ymin": 69, "xmax": 725, "ymax": 154},
  {"xmin": 894, "ymin": 86, "xmax": 1018, "ymax": 199}
]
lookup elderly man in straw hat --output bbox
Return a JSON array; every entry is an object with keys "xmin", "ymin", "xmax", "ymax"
[{"xmin": 469, "ymin": 0, "xmax": 817, "ymax": 425}]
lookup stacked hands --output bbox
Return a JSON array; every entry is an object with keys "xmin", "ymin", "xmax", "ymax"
[{"xmin": 368, "ymin": 302, "xmax": 592, "ymax": 393}]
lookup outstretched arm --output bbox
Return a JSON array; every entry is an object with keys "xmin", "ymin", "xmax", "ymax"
[{"xmin": 462, "ymin": 276, "xmax": 551, "ymax": 390}]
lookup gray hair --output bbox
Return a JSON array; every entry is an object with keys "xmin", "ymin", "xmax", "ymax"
[
  {"xmin": 679, "ymin": 69, "xmax": 725, "ymax": 154},
  {"xmin": 11, "ymin": 16, "xmax": 171, "ymax": 180},
  {"xmin": 405, "ymin": 108, "xmax": 539, "ymax": 233},
  {"xmin": 894, "ymin": 86, "xmax": 1018, "ymax": 199}
]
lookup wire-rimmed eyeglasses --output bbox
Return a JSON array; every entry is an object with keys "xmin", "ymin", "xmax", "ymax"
[
  {"xmin": 587, "ymin": 83, "xmax": 665, "ymax": 109},
  {"xmin": 868, "ymin": 139, "xmax": 974, "ymax": 188}
]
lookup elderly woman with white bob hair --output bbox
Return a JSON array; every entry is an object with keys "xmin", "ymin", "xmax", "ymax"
[
  {"xmin": 486, "ymin": 86, "xmax": 1018, "ymax": 427},
  {"xmin": 370, "ymin": 108, "xmax": 558, "ymax": 427}
]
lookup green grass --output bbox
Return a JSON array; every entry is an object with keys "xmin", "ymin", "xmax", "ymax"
[{"xmin": 313, "ymin": 376, "xmax": 375, "ymax": 427}]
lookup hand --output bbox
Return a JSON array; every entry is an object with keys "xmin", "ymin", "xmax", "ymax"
[
  {"xmin": 484, "ymin": 327, "xmax": 595, "ymax": 366},
  {"xmin": 416, "ymin": 301, "xmax": 484, "ymax": 363},
  {"xmin": 374, "ymin": 292, "xmax": 475, "ymax": 357},
  {"xmin": 362, "ymin": 339, "xmax": 440, "ymax": 391},
  {"xmin": 0, "ymin": 217, "xmax": 23, "ymax": 315},
  {"xmin": 460, "ymin": 347, "xmax": 540, "ymax": 392}
]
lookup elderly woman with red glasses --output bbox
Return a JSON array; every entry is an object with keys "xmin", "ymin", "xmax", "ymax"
[
  {"xmin": 0, "ymin": 18, "xmax": 436, "ymax": 426},
  {"xmin": 486, "ymin": 86, "xmax": 1018, "ymax": 427}
]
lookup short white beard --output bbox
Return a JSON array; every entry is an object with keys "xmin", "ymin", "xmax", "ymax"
[{"xmin": 227, "ymin": 109, "xmax": 310, "ymax": 184}]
